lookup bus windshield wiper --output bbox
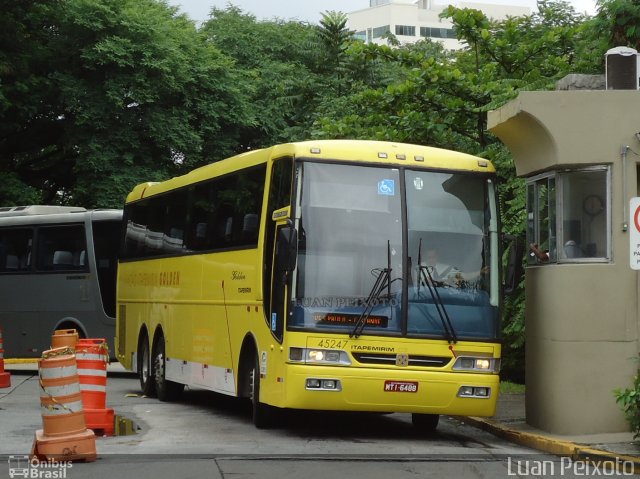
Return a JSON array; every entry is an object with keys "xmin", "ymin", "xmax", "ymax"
[
  {"xmin": 350, "ymin": 241, "xmax": 392, "ymax": 339},
  {"xmin": 417, "ymin": 238, "xmax": 458, "ymax": 344}
]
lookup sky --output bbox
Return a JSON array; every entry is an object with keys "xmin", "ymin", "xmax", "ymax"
[{"xmin": 166, "ymin": 0, "xmax": 599, "ymax": 24}]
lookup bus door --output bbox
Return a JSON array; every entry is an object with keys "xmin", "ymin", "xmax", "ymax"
[
  {"xmin": 263, "ymin": 157, "xmax": 294, "ymax": 344},
  {"xmin": 269, "ymin": 212, "xmax": 297, "ymax": 343}
]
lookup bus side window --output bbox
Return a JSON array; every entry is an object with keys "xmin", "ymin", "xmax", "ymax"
[
  {"xmin": 0, "ymin": 228, "xmax": 32, "ymax": 273},
  {"xmin": 37, "ymin": 225, "xmax": 87, "ymax": 272},
  {"xmin": 5, "ymin": 254, "xmax": 18, "ymax": 271},
  {"xmin": 242, "ymin": 214, "xmax": 259, "ymax": 242},
  {"xmin": 53, "ymin": 250, "xmax": 73, "ymax": 269}
]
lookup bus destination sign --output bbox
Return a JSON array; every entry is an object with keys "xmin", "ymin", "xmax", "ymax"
[{"xmin": 313, "ymin": 313, "xmax": 388, "ymax": 328}]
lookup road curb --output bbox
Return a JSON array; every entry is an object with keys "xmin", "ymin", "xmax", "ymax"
[{"xmin": 465, "ymin": 416, "xmax": 640, "ymax": 472}]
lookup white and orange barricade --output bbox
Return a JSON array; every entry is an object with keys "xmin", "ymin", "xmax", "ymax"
[
  {"xmin": 0, "ymin": 328, "xmax": 11, "ymax": 388},
  {"xmin": 76, "ymin": 338, "xmax": 114, "ymax": 435},
  {"xmin": 32, "ymin": 347, "xmax": 96, "ymax": 462},
  {"xmin": 51, "ymin": 329, "xmax": 79, "ymax": 351}
]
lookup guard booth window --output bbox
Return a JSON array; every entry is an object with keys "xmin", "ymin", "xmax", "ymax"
[{"xmin": 527, "ymin": 167, "xmax": 610, "ymax": 264}]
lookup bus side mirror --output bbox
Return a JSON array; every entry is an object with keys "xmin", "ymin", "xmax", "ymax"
[
  {"xmin": 503, "ymin": 235, "xmax": 524, "ymax": 295},
  {"xmin": 276, "ymin": 226, "xmax": 297, "ymax": 273}
]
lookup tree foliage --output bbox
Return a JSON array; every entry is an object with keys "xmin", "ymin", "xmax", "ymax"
[
  {"xmin": 0, "ymin": 0, "xmax": 255, "ymax": 207},
  {"xmin": 595, "ymin": 0, "xmax": 640, "ymax": 49},
  {"xmin": 201, "ymin": 7, "xmax": 321, "ymax": 146}
]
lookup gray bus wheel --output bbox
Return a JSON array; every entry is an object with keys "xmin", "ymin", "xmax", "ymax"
[
  {"xmin": 138, "ymin": 334, "xmax": 156, "ymax": 397},
  {"xmin": 152, "ymin": 335, "xmax": 184, "ymax": 402}
]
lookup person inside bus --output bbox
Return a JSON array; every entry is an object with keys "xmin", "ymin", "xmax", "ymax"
[
  {"xmin": 424, "ymin": 248, "xmax": 460, "ymax": 283},
  {"xmin": 421, "ymin": 248, "xmax": 488, "ymax": 288}
]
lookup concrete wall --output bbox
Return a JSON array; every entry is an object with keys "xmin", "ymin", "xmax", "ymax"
[{"xmin": 488, "ymin": 90, "xmax": 640, "ymax": 435}]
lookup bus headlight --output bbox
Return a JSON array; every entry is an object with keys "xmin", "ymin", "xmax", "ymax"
[
  {"xmin": 289, "ymin": 347, "xmax": 351, "ymax": 366},
  {"xmin": 305, "ymin": 378, "xmax": 342, "ymax": 391},
  {"xmin": 457, "ymin": 386, "xmax": 491, "ymax": 398},
  {"xmin": 452, "ymin": 356, "xmax": 500, "ymax": 373}
]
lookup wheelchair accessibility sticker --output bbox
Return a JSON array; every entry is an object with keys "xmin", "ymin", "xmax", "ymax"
[{"xmin": 378, "ymin": 179, "xmax": 395, "ymax": 196}]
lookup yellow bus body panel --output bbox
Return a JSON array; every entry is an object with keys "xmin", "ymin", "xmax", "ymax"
[{"xmin": 257, "ymin": 332, "xmax": 500, "ymax": 416}]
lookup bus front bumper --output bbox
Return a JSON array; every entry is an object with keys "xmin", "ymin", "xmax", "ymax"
[{"xmin": 280, "ymin": 364, "xmax": 499, "ymax": 417}]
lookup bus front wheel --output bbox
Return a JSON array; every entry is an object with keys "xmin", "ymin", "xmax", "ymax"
[
  {"xmin": 411, "ymin": 413, "xmax": 440, "ymax": 432},
  {"xmin": 138, "ymin": 334, "xmax": 155, "ymax": 397},
  {"xmin": 249, "ymin": 354, "xmax": 275, "ymax": 429},
  {"xmin": 152, "ymin": 335, "xmax": 184, "ymax": 402}
]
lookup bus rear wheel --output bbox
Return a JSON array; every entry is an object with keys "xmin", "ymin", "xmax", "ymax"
[
  {"xmin": 412, "ymin": 413, "xmax": 440, "ymax": 432},
  {"xmin": 138, "ymin": 335, "xmax": 155, "ymax": 397},
  {"xmin": 152, "ymin": 335, "xmax": 184, "ymax": 402},
  {"xmin": 249, "ymin": 354, "xmax": 275, "ymax": 429}
]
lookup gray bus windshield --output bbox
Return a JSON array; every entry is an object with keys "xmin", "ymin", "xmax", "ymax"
[{"xmin": 289, "ymin": 162, "xmax": 499, "ymax": 341}]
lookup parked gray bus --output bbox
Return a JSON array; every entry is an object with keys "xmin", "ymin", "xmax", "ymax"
[{"xmin": 0, "ymin": 206, "xmax": 121, "ymax": 358}]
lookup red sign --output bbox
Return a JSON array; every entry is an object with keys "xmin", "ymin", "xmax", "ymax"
[
  {"xmin": 384, "ymin": 380, "xmax": 419, "ymax": 393},
  {"xmin": 631, "ymin": 198, "xmax": 640, "ymax": 270}
]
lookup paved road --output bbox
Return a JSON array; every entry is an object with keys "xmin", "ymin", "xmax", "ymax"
[{"xmin": 0, "ymin": 371, "xmax": 605, "ymax": 478}]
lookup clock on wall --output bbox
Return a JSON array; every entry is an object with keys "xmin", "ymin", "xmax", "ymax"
[{"xmin": 583, "ymin": 194, "xmax": 604, "ymax": 216}]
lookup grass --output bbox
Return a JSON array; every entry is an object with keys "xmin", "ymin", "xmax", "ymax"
[{"xmin": 500, "ymin": 381, "xmax": 525, "ymax": 394}]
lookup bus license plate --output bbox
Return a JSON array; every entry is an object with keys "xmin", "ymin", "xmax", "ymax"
[{"xmin": 384, "ymin": 381, "xmax": 418, "ymax": 393}]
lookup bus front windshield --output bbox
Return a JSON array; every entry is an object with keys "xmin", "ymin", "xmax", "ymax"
[{"xmin": 290, "ymin": 162, "xmax": 499, "ymax": 341}]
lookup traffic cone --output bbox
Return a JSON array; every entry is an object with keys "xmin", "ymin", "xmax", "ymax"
[
  {"xmin": 76, "ymin": 339, "xmax": 114, "ymax": 436},
  {"xmin": 32, "ymin": 347, "xmax": 96, "ymax": 462},
  {"xmin": 0, "ymin": 328, "xmax": 11, "ymax": 388},
  {"xmin": 51, "ymin": 329, "xmax": 79, "ymax": 350}
]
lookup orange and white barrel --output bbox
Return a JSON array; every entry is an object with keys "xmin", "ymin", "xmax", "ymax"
[
  {"xmin": 51, "ymin": 329, "xmax": 79, "ymax": 351},
  {"xmin": 0, "ymin": 328, "xmax": 11, "ymax": 388},
  {"xmin": 76, "ymin": 339, "xmax": 108, "ymax": 410},
  {"xmin": 76, "ymin": 338, "xmax": 114, "ymax": 435},
  {"xmin": 33, "ymin": 347, "xmax": 97, "ymax": 462},
  {"xmin": 38, "ymin": 347, "xmax": 86, "ymax": 436}
]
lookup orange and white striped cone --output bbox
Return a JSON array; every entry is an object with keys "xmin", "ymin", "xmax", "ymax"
[
  {"xmin": 51, "ymin": 329, "xmax": 79, "ymax": 351},
  {"xmin": 77, "ymin": 338, "xmax": 114, "ymax": 436},
  {"xmin": 0, "ymin": 328, "xmax": 11, "ymax": 388},
  {"xmin": 32, "ymin": 347, "xmax": 96, "ymax": 462}
]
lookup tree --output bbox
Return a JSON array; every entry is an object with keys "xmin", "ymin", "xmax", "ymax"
[
  {"xmin": 0, "ymin": 0, "xmax": 255, "ymax": 207},
  {"xmin": 315, "ymin": 10, "xmax": 353, "ymax": 90},
  {"xmin": 594, "ymin": 0, "xmax": 640, "ymax": 50},
  {"xmin": 202, "ymin": 6, "xmax": 322, "ymax": 146},
  {"xmin": 201, "ymin": 7, "xmax": 365, "ymax": 145}
]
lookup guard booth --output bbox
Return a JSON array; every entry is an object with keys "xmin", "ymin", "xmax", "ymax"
[{"xmin": 488, "ymin": 48, "xmax": 640, "ymax": 435}]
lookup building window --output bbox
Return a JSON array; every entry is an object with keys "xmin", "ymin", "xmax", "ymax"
[
  {"xmin": 419, "ymin": 27, "xmax": 456, "ymax": 39},
  {"xmin": 372, "ymin": 25, "xmax": 390, "ymax": 39},
  {"xmin": 527, "ymin": 167, "xmax": 610, "ymax": 264},
  {"xmin": 395, "ymin": 25, "xmax": 415, "ymax": 36},
  {"xmin": 354, "ymin": 30, "xmax": 367, "ymax": 42}
]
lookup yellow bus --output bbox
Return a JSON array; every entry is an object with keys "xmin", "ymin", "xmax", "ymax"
[{"xmin": 116, "ymin": 140, "xmax": 502, "ymax": 430}]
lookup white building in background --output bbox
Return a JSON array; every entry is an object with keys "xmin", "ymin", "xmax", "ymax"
[{"xmin": 348, "ymin": 0, "xmax": 532, "ymax": 49}]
